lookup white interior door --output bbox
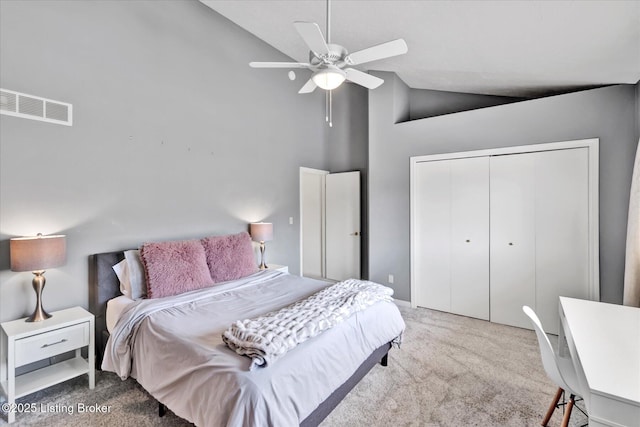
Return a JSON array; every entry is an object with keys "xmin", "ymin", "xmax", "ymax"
[
  {"xmin": 411, "ymin": 139, "xmax": 598, "ymax": 332},
  {"xmin": 326, "ymin": 171, "xmax": 361, "ymax": 281},
  {"xmin": 300, "ymin": 168, "xmax": 328, "ymax": 279},
  {"xmin": 450, "ymin": 157, "xmax": 490, "ymax": 320},
  {"xmin": 414, "ymin": 157, "xmax": 489, "ymax": 319},
  {"xmin": 490, "ymin": 153, "xmax": 536, "ymax": 330},
  {"xmin": 414, "ymin": 160, "xmax": 451, "ymax": 311}
]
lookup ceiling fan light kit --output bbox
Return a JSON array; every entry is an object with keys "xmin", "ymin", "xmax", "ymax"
[
  {"xmin": 249, "ymin": 0, "xmax": 407, "ymax": 125},
  {"xmin": 312, "ymin": 66, "xmax": 346, "ymax": 90}
]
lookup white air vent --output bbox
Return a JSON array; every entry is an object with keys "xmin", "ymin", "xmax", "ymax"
[{"xmin": 0, "ymin": 88, "xmax": 72, "ymax": 126}]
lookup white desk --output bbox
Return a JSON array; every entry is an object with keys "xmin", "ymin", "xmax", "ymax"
[{"xmin": 559, "ymin": 297, "xmax": 640, "ymax": 427}]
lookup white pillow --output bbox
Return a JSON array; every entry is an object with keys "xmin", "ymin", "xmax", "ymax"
[
  {"xmin": 112, "ymin": 250, "xmax": 147, "ymax": 300},
  {"xmin": 112, "ymin": 259, "xmax": 131, "ymax": 297},
  {"xmin": 124, "ymin": 249, "xmax": 147, "ymax": 299}
]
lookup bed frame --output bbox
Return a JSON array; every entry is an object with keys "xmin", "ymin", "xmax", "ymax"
[{"xmin": 88, "ymin": 251, "xmax": 391, "ymax": 427}]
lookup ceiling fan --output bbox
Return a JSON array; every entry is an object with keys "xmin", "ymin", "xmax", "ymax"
[{"xmin": 249, "ymin": 0, "xmax": 408, "ymax": 126}]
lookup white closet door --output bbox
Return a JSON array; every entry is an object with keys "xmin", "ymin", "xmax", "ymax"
[
  {"xmin": 450, "ymin": 157, "xmax": 490, "ymax": 320},
  {"xmin": 535, "ymin": 148, "xmax": 589, "ymax": 334},
  {"xmin": 490, "ymin": 154, "xmax": 536, "ymax": 329},
  {"xmin": 414, "ymin": 160, "xmax": 451, "ymax": 311}
]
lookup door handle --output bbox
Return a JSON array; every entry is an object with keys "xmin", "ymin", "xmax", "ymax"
[{"xmin": 351, "ymin": 231, "xmax": 360, "ymax": 236}]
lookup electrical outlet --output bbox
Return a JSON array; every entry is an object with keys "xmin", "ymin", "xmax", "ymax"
[
  {"xmin": 289, "ymin": 217, "xmax": 294, "ymax": 225},
  {"xmin": 388, "ymin": 274, "xmax": 394, "ymax": 284}
]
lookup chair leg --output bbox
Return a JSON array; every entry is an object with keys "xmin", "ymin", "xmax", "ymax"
[
  {"xmin": 541, "ymin": 387, "xmax": 563, "ymax": 426},
  {"xmin": 560, "ymin": 394, "xmax": 575, "ymax": 427}
]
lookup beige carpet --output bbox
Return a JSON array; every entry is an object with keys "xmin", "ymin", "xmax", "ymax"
[
  {"xmin": 323, "ymin": 306, "xmax": 587, "ymax": 427},
  {"xmin": 0, "ymin": 306, "xmax": 587, "ymax": 426}
]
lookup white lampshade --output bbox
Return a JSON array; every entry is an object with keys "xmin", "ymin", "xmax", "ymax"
[
  {"xmin": 312, "ymin": 66, "xmax": 346, "ymax": 90},
  {"xmin": 250, "ymin": 222, "xmax": 273, "ymax": 242}
]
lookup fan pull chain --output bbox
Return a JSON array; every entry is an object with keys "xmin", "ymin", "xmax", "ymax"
[
  {"xmin": 326, "ymin": 91, "xmax": 329, "ymax": 122},
  {"xmin": 325, "ymin": 91, "xmax": 333, "ymax": 127},
  {"xmin": 329, "ymin": 90, "xmax": 333, "ymax": 127},
  {"xmin": 330, "ymin": 90, "xmax": 333, "ymax": 127}
]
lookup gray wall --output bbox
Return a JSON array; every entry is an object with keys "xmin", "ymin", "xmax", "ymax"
[
  {"xmin": 0, "ymin": 0, "xmax": 333, "ymax": 321},
  {"xmin": 369, "ymin": 72, "xmax": 638, "ymax": 304},
  {"xmin": 326, "ymin": 84, "xmax": 369, "ymax": 278},
  {"xmin": 326, "ymin": 85, "xmax": 369, "ymax": 174},
  {"xmin": 409, "ymin": 88, "xmax": 520, "ymax": 121}
]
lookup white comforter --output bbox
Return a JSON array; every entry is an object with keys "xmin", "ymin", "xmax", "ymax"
[{"xmin": 102, "ymin": 271, "xmax": 405, "ymax": 427}]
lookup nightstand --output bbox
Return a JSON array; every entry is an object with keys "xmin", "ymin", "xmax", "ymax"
[
  {"xmin": 0, "ymin": 307, "xmax": 95, "ymax": 424},
  {"xmin": 266, "ymin": 264, "xmax": 289, "ymax": 273}
]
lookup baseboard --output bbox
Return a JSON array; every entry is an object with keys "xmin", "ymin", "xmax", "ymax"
[{"xmin": 394, "ymin": 299, "xmax": 411, "ymax": 308}]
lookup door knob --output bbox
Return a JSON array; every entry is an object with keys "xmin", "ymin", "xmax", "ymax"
[
  {"xmin": 508, "ymin": 242, "xmax": 514, "ymax": 246},
  {"xmin": 351, "ymin": 231, "xmax": 360, "ymax": 236}
]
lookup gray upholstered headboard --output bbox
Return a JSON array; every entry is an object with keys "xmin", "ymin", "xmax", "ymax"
[{"xmin": 88, "ymin": 250, "xmax": 129, "ymax": 368}]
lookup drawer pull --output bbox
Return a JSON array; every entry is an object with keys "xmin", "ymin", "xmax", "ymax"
[{"xmin": 41, "ymin": 339, "xmax": 68, "ymax": 348}]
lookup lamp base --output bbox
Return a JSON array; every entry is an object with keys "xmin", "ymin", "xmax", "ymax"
[
  {"xmin": 259, "ymin": 241, "xmax": 268, "ymax": 270},
  {"xmin": 26, "ymin": 271, "xmax": 52, "ymax": 323},
  {"xmin": 26, "ymin": 307, "xmax": 51, "ymax": 323}
]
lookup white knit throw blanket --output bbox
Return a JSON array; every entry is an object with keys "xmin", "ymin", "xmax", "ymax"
[{"xmin": 222, "ymin": 279, "xmax": 395, "ymax": 370}]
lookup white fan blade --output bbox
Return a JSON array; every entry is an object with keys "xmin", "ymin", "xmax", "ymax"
[
  {"xmin": 346, "ymin": 39, "xmax": 408, "ymax": 65},
  {"xmin": 344, "ymin": 68, "xmax": 384, "ymax": 90},
  {"xmin": 294, "ymin": 22, "xmax": 329, "ymax": 57},
  {"xmin": 298, "ymin": 78, "xmax": 317, "ymax": 94},
  {"xmin": 250, "ymin": 62, "xmax": 311, "ymax": 69}
]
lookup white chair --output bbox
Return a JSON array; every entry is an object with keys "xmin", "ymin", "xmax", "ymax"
[{"xmin": 522, "ymin": 306, "xmax": 587, "ymax": 427}]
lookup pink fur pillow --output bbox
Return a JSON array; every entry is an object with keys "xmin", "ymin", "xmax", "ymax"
[
  {"xmin": 201, "ymin": 232, "xmax": 258, "ymax": 283},
  {"xmin": 140, "ymin": 239, "xmax": 214, "ymax": 299}
]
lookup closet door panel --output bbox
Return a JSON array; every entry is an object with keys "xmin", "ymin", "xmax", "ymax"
[
  {"xmin": 450, "ymin": 157, "xmax": 490, "ymax": 320},
  {"xmin": 490, "ymin": 154, "xmax": 536, "ymax": 329},
  {"xmin": 414, "ymin": 160, "xmax": 451, "ymax": 311},
  {"xmin": 535, "ymin": 148, "xmax": 590, "ymax": 334}
]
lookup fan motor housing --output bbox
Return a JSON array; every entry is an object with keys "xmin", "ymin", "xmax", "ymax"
[{"xmin": 309, "ymin": 43, "xmax": 348, "ymax": 67}]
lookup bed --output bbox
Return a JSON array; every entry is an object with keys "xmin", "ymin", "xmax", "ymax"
[{"xmin": 88, "ymin": 235, "xmax": 405, "ymax": 427}]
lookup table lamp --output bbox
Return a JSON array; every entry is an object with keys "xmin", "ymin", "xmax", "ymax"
[
  {"xmin": 250, "ymin": 222, "xmax": 273, "ymax": 269},
  {"xmin": 10, "ymin": 233, "xmax": 66, "ymax": 322}
]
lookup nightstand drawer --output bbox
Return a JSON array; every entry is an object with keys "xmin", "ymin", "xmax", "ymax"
[{"xmin": 14, "ymin": 322, "xmax": 89, "ymax": 367}]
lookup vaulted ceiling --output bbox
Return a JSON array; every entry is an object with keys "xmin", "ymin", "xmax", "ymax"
[{"xmin": 201, "ymin": 0, "xmax": 640, "ymax": 97}]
